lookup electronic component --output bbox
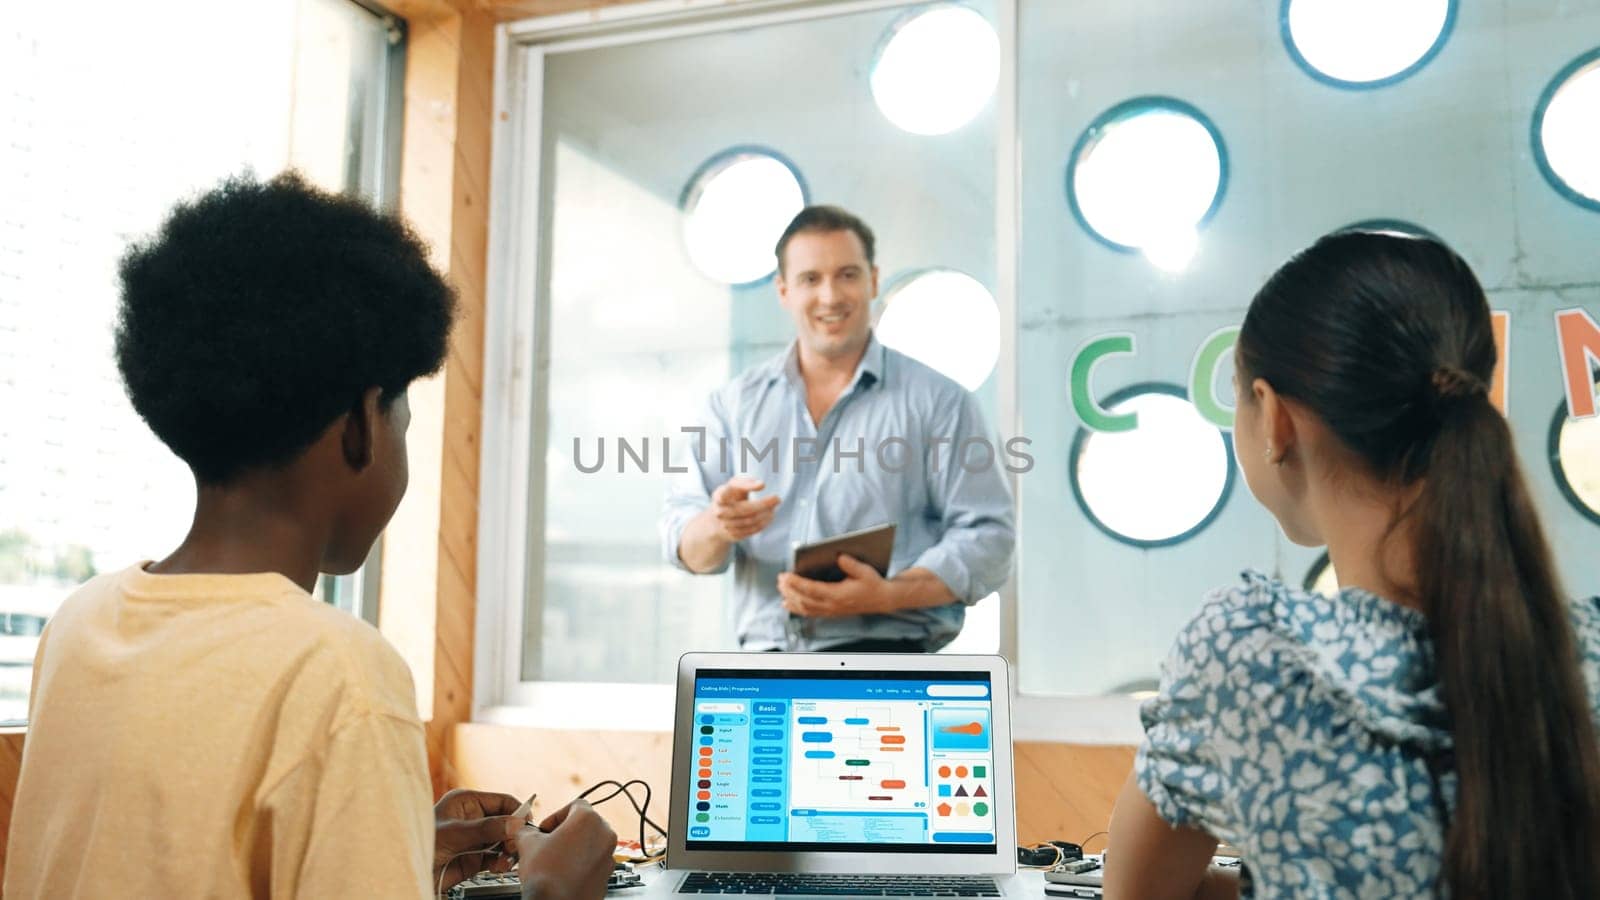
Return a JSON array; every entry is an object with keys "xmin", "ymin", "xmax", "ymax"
[{"xmin": 452, "ymin": 863, "xmax": 643, "ymax": 898}]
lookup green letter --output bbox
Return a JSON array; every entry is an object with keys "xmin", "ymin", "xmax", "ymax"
[
  {"xmin": 1070, "ymin": 333, "xmax": 1137, "ymax": 433},
  {"xmin": 1189, "ymin": 325, "xmax": 1240, "ymax": 429}
]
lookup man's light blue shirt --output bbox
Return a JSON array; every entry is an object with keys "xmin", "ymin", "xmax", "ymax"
[{"xmin": 660, "ymin": 335, "xmax": 1016, "ymax": 651}]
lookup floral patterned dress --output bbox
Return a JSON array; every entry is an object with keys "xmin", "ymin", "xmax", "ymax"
[{"xmin": 1135, "ymin": 570, "xmax": 1600, "ymax": 899}]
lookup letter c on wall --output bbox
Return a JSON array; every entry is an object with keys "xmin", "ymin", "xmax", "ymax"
[{"xmin": 1070, "ymin": 333, "xmax": 1138, "ymax": 433}]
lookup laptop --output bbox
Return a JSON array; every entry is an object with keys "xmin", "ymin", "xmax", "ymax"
[{"xmin": 665, "ymin": 652, "xmax": 1021, "ymax": 897}]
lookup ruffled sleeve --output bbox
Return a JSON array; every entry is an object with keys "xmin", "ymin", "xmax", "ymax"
[
  {"xmin": 1574, "ymin": 596, "xmax": 1600, "ymax": 726},
  {"xmin": 1134, "ymin": 583, "xmax": 1257, "ymax": 834}
]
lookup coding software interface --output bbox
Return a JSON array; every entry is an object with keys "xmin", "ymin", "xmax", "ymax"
[{"xmin": 686, "ymin": 670, "xmax": 997, "ymax": 852}]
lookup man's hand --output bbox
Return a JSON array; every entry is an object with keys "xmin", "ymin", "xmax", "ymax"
[
  {"xmin": 433, "ymin": 789, "xmax": 526, "ymax": 891},
  {"xmin": 677, "ymin": 477, "xmax": 781, "ymax": 573},
  {"xmin": 779, "ymin": 554, "xmax": 894, "ymax": 618},
  {"xmin": 517, "ymin": 800, "xmax": 618, "ymax": 900},
  {"xmin": 708, "ymin": 476, "xmax": 781, "ymax": 542}
]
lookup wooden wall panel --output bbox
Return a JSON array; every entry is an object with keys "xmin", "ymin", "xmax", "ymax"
[
  {"xmin": 452, "ymin": 724, "xmax": 1134, "ymax": 848},
  {"xmin": 485, "ymin": 0, "xmax": 657, "ymax": 22},
  {"xmin": 390, "ymin": 0, "xmax": 497, "ymax": 798},
  {"xmin": 431, "ymin": 0, "xmax": 495, "ymax": 797},
  {"xmin": 0, "ymin": 731, "xmax": 24, "ymax": 885}
]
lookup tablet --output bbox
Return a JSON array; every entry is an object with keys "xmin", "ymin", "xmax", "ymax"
[{"xmin": 789, "ymin": 522, "xmax": 896, "ymax": 582}]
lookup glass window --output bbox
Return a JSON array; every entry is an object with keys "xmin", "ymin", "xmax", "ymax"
[
  {"xmin": 1281, "ymin": 0, "xmax": 1454, "ymax": 88},
  {"xmin": 515, "ymin": 1, "xmax": 998, "ymax": 688},
  {"xmin": 0, "ymin": 0, "xmax": 401, "ymax": 726},
  {"xmin": 1069, "ymin": 385, "xmax": 1235, "ymax": 548},
  {"xmin": 1551, "ymin": 401, "xmax": 1600, "ymax": 526},
  {"xmin": 1532, "ymin": 49, "xmax": 1600, "ymax": 211},
  {"xmin": 871, "ymin": 5, "xmax": 1000, "ymax": 136},
  {"xmin": 1066, "ymin": 97, "xmax": 1226, "ymax": 271},
  {"xmin": 875, "ymin": 269, "xmax": 1000, "ymax": 391},
  {"xmin": 681, "ymin": 149, "xmax": 807, "ymax": 286}
]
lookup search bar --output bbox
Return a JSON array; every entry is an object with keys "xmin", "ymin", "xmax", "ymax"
[
  {"xmin": 926, "ymin": 684, "xmax": 988, "ymax": 698},
  {"xmin": 697, "ymin": 702, "xmax": 747, "ymax": 713}
]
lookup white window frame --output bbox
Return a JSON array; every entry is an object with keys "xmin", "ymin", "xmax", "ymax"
[
  {"xmin": 474, "ymin": 0, "xmax": 1143, "ymax": 743},
  {"xmin": 327, "ymin": 0, "xmax": 407, "ymax": 628}
]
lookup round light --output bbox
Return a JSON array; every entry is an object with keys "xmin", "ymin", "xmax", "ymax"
[
  {"xmin": 681, "ymin": 150, "xmax": 806, "ymax": 285},
  {"xmin": 1337, "ymin": 218, "xmax": 1441, "ymax": 242},
  {"xmin": 1282, "ymin": 0, "xmax": 1453, "ymax": 88},
  {"xmin": 1551, "ymin": 401, "xmax": 1600, "ymax": 526},
  {"xmin": 875, "ymin": 269, "xmax": 999, "ymax": 391},
  {"xmin": 1070, "ymin": 385, "xmax": 1235, "ymax": 547},
  {"xmin": 1067, "ymin": 98, "xmax": 1226, "ymax": 263},
  {"xmin": 1533, "ymin": 50, "xmax": 1600, "ymax": 211},
  {"xmin": 871, "ymin": 5, "xmax": 999, "ymax": 136},
  {"xmin": 1305, "ymin": 553, "xmax": 1340, "ymax": 596}
]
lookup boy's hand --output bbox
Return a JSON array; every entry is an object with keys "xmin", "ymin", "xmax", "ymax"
[
  {"xmin": 517, "ymin": 800, "xmax": 618, "ymax": 900},
  {"xmin": 433, "ymin": 789, "xmax": 525, "ymax": 890}
]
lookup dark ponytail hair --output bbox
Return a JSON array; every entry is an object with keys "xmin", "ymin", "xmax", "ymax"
[{"xmin": 1237, "ymin": 231, "xmax": 1600, "ymax": 898}]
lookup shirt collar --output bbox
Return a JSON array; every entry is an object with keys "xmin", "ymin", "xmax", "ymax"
[{"xmin": 774, "ymin": 333, "xmax": 884, "ymax": 392}]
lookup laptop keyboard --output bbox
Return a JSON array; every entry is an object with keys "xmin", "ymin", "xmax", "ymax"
[{"xmin": 678, "ymin": 873, "xmax": 1002, "ymax": 896}]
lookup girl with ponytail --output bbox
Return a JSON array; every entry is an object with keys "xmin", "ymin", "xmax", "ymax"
[{"xmin": 1103, "ymin": 232, "xmax": 1600, "ymax": 899}]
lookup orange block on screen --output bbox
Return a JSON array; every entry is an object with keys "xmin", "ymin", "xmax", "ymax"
[{"xmin": 941, "ymin": 721, "xmax": 985, "ymax": 736}]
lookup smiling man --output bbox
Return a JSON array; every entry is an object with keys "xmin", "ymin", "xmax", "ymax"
[{"xmin": 661, "ymin": 205, "xmax": 1015, "ymax": 652}]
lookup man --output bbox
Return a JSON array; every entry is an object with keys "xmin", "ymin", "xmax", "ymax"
[
  {"xmin": 661, "ymin": 205, "xmax": 1015, "ymax": 652},
  {"xmin": 6, "ymin": 173, "xmax": 616, "ymax": 899}
]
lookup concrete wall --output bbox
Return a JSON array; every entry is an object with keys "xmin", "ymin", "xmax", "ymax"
[{"xmin": 1014, "ymin": 0, "xmax": 1600, "ymax": 692}]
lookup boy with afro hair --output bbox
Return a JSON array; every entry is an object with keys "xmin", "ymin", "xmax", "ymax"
[{"xmin": 6, "ymin": 173, "xmax": 616, "ymax": 899}]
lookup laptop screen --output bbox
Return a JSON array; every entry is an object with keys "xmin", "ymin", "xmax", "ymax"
[{"xmin": 685, "ymin": 668, "xmax": 997, "ymax": 854}]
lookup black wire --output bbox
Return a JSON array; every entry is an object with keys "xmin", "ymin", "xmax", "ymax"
[{"xmin": 576, "ymin": 779, "xmax": 668, "ymax": 858}]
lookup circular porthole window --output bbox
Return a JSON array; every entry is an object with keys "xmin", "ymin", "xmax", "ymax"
[
  {"xmin": 1304, "ymin": 552, "xmax": 1340, "ymax": 596},
  {"xmin": 1281, "ymin": 0, "xmax": 1455, "ymax": 88},
  {"xmin": 1066, "ymin": 97, "xmax": 1227, "ymax": 271},
  {"xmin": 875, "ymin": 269, "xmax": 999, "ymax": 391},
  {"xmin": 1336, "ymin": 218, "xmax": 1442, "ymax": 242},
  {"xmin": 1550, "ymin": 400, "xmax": 1600, "ymax": 527},
  {"xmin": 1069, "ymin": 383, "xmax": 1236, "ymax": 548},
  {"xmin": 871, "ymin": 4, "xmax": 1000, "ymax": 136},
  {"xmin": 680, "ymin": 148, "xmax": 807, "ymax": 286},
  {"xmin": 1533, "ymin": 48, "xmax": 1600, "ymax": 212}
]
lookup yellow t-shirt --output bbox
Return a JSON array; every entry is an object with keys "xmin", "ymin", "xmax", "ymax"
[{"xmin": 5, "ymin": 564, "xmax": 434, "ymax": 899}]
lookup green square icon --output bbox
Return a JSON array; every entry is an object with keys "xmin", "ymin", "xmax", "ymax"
[{"xmin": 974, "ymin": 766, "xmax": 987, "ymax": 778}]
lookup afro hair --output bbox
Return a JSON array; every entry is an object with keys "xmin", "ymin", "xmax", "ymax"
[{"xmin": 115, "ymin": 172, "xmax": 457, "ymax": 484}]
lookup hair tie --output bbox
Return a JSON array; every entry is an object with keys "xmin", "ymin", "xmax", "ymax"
[{"xmin": 1430, "ymin": 365, "xmax": 1489, "ymax": 403}]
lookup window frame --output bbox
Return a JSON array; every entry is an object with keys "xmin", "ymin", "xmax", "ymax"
[
  {"xmin": 679, "ymin": 144, "xmax": 811, "ymax": 288},
  {"xmin": 1063, "ymin": 95, "xmax": 1230, "ymax": 255},
  {"xmin": 1278, "ymin": 0, "xmax": 1458, "ymax": 91},
  {"xmin": 1530, "ymin": 46, "xmax": 1600, "ymax": 214},
  {"xmin": 1303, "ymin": 550, "xmax": 1333, "ymax": 593},
  {"xmin": 322, "ymin": 0, "xmax": 408, "ymax": 628},
  {"xmin": 1066, "ymin": 381, "xmax": 1238, "ymax": 550},
  {"xmin": 873, "ymin": 266, "xmax": 1002, "ymax": 393},
  {"xmin": 476, "ymin": 0, "xmax": 1140, "ymax": 741},
  {"xmin": 1549, "ymin": 399, "xmax": 1600, "ymax": 528}
]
